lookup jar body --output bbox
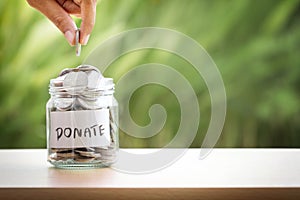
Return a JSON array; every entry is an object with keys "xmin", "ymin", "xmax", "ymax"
[{"xmin": 46, "ymin": 93, "xmax": 118, "ymax": 169}]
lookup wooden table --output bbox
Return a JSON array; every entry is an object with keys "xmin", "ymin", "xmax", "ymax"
[{"xmin": 0, "ymin": 149, "xmax": 299, "ymax": 199}]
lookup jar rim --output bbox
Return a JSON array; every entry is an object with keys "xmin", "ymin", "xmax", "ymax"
[{"xmin": 49, "ymin": 77, "xmax": 115, "ymax": 96}]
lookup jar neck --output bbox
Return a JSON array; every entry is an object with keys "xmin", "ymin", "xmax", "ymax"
[{"xmin": 49, "ymin": 86, "xmax": 114, "ymax": 99}]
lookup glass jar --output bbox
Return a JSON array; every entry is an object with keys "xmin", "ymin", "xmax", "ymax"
[{"xmin": 46, "ymin": 66, "xmax": 118, "ymax": 168}]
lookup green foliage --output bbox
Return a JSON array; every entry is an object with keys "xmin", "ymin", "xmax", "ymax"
[{"xmin": 0, "ymin": 0, "xmax": 299, "ymax": 148}]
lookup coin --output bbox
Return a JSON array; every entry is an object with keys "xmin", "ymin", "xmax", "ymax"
[
  {"xmin": 55, "ymin": 98, "xmax": 74, "ymax": 111},
  {"xmin": 59, "ymin": 68, "xmax": 73, "ymax": 77},
  {"xmin": 87, "ymin": 70, "xmax": 102, "ymax": 89},
  {"xmin": 50, "ymin": 75, "xmax": 65, "ymax": 87},
  {"xmin": 51, "ymin": 148, "xmax": 73, "ymax": 153},
  {"xmin": 77, "ymin": 98, "xmax": 98, "ymax": 110},
  {"xmin": 63, "ymin": 71, "xmax": 88, "ymax": 88},
  {"xmin": 74, "ymin": 157, "xmax": 95, "ymax": 163},
  {"xmin": 75, "ymin": 150, "xmax": 101, "ymax": 158},
  {"xmin": 75, "ymin": 29, "xmax": 81, "ymax": 56},
  {"xmin": 56, "ymin": 152, "xmax": 76, "ymax": 158},
  {"xmin": 75, "ymin": 147, "xmax": 95, "ymax": 152},
  {"xmin": 77, "ymin": 65, "xmax": 100, "ymax": 73}
]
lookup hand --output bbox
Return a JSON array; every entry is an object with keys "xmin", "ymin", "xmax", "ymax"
[{"xmin": 27, "ymin": 0, "xmax": 97, "ymax": 46}]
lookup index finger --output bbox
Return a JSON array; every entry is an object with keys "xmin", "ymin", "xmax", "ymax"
[{"xmin": 80, "ymin": 0, "xmax": 97, "ymax": 45}]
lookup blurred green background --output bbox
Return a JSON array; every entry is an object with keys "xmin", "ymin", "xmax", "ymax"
[{"xmin": 0, "ymin": 0, "xmax": 299, "ymax": 148}]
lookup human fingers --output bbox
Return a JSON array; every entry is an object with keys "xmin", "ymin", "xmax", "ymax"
[
  {"xmin": 79, "ymin": 0, "xmax": 97, "ymax": 45},
  {"xmin": 27, "ymin": 0, "xmax": 77, "ymax": 46},
  {"xmin": 56, "ymin": 0, "xmax": 81, "ymax": 15}
]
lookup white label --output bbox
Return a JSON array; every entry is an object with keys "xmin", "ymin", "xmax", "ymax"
[{"xmin": 50, "ymin": 109, "xmax": 110, "ymax": 148}]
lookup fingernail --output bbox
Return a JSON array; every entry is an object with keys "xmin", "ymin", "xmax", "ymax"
[
  {"xmin": 64, "ymin": 30, "xmax": 75, "ymax": 46},
  {"xmin": 82, "ymin": 34, "xmax": 90, "ymax": 45}
]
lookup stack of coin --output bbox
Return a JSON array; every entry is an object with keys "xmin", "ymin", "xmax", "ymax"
[
  {"xmin": 49, "ymin": 146, "xmax": 117, "ymax": 163},
  {"xmin": 49, "ymin": 65, "xmax": 111, "ymax": 111}
]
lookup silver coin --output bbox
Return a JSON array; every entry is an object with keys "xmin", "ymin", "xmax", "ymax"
[
  {"xmin": 56, "ymin": 152, "xmax": 76, "ymax": 158},
  {"xmin": 77, "ymin": 65, "xmax": 100, "ymax": 73},
  {"xmin": 74, "ymin": 157, "xmax": 95, "ymax": 163},
  {"xmin": 75, "ymin": 29, "xmax": 81, "ymax": 56},
  {"xmin": 63, "ymin": 71, "xmax": 88, "ymax": 89},
  {"xmin": 74, "ymin": 147, "xmax": 95, "ymax": 152},
  {"xmin": 54, "ymin": 97, "xmax": 74, "ymax": 111},
  {"xmin": 59, "ymin": 68, "xmax": 73, "ymax": 77},
  {"xmin": 75, "ymin": 150, "xmax": 101, "ymax": 158},
  {"xmin": 50, "ymin": 75, "xmax": 65, "ymax": 87},
  {"xmin": 87, "ymin": 70, "xmax": 102, "ymax": 89},
  {"xmin": 51, "ymin": 148, "xmax": 73, "ymax": 153},
  {"xmin": 77, "ymin": 97, "xmax": 102, "ymax": 110},
  {"xmin": 94, "ymin": 146, "xmax": 108, "ymax": 150},
  {"xmin": 94, "ymin": 148, "xmax": 115, "ymax": 156}
]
